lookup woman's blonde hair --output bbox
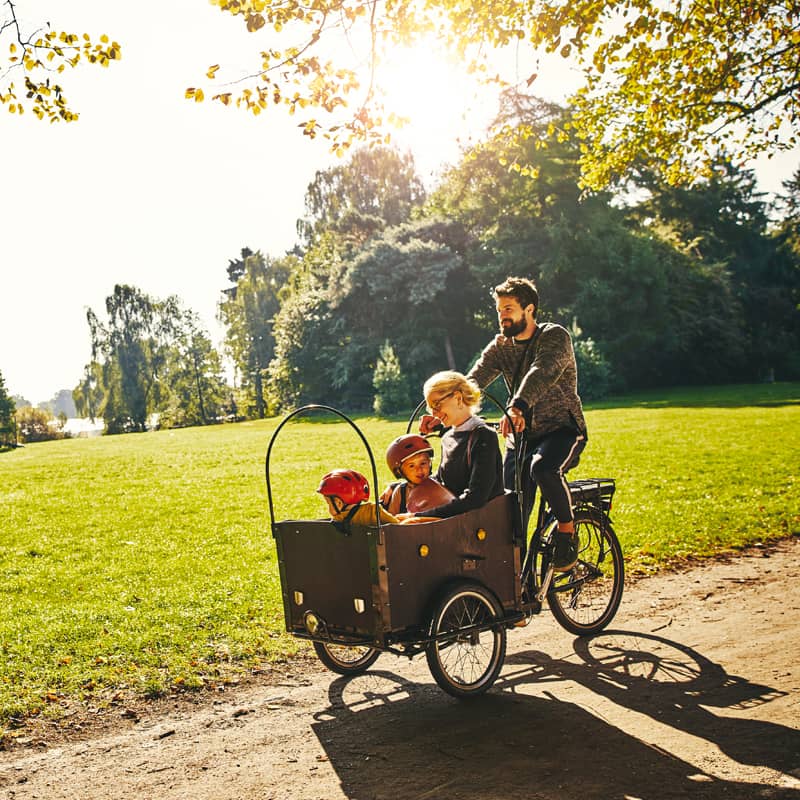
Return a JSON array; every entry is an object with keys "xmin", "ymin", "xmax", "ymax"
[{"xmin": 423, "ymin": 371, "xmax": 482, "ymax": 414}]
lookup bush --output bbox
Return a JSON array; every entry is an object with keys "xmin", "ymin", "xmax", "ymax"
[
  {"xmin": 373, "ymin": 341, "xmax": 409, "ymax": 416},
  {"xmin": 15, "ymin": 407, "xmax": 68, "ymax": 443},
  {"xmin": 574, "ymin": 337, "xmax": 613, "ymax": 400}
]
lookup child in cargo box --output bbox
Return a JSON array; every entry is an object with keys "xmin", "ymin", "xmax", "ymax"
[
  {"xmin": 380, "ymin": 434, "xmax": 456, "ymax": 515},
  {"xmin": 318, "ymin": 468, "xmax": 435, "ymax": 529}
]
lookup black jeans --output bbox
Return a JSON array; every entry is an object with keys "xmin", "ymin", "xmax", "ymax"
[{"xmin": 503, "ymin": 427, "xmax": 587, "ymax": 533}]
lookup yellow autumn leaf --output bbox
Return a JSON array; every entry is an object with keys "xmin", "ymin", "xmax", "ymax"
[{"xmin": 247, "ymin": 13, "xmax": 266, "ymax": 32}]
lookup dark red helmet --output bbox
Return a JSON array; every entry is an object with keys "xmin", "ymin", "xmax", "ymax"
[
  {"xmin": 316, "ymin": 469, "xmax": 370, "ymax": 506},
  {"xmin": 386, "ymin": 434, "xmax": 434, "ymax": 478}
]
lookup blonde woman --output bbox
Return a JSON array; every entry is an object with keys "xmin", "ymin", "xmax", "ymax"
[{"xmin": 398, "ymin": 371, "xmax": 503, "ymax": 520}]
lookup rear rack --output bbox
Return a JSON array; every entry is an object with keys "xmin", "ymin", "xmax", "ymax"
[{"xmin": 568, "ymin": 478, "xmax": 616, "ymax": 510}]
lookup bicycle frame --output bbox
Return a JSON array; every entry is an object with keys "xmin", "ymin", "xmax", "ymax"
[{"xmin": 520, "ymin": 477, "xmax": 617, "ymax": 610}]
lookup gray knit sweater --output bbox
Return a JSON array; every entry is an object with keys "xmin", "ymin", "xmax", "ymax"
[{"xmin": 467, "ymin": 322, "xmax": 587, "ymax": 440}]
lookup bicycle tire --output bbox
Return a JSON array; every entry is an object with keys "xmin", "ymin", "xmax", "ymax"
[
  {"xmin": 312, "ymin": 642, "xmax": 381, "ymax": 675},
  {"xmin": 425, "ymin": 581, "xmax": 507, "ymax": 699},
  {"xmin": 537, "ymin": 509, "xmax": 624, "ymax": 636}
]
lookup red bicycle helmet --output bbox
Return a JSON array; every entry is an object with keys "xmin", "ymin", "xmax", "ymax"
[
  {"xmin": 386, "ymin": 434, "xmax": 434, "ymax": 478},
  {"xmin": 316, "ymin": 469, "xmax": 370, "ymax": 506}
]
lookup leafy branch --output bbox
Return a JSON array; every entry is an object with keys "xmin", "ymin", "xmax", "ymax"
[{"xmin": 0, "ymin": 0, "xmax": 120, "ymax": 121}]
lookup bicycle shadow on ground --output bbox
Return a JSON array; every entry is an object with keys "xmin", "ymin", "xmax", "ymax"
[
  {"xmin": 311, "ymin": 663, "xmax": 797, "ymax": 800},
  {"xmin": 503, "ymin": 629, "xmax": 799, "ymax": 777}
]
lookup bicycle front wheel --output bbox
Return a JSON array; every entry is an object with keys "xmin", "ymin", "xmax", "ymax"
[
  {"xmin": 313, "ymin": 642, "xmax": 381, "ymax": 675},
  {"xmin": 543, "ymin": 510, "xmax": 624, "ymax": 636},
  {"xmin": 426, "ymin": 581, "xmax": 507, "ymax": 699}
]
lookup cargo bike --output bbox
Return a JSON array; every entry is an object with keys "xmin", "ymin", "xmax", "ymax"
[{"xmin": 265, "ymin": 402, "xmax": 624, "ymax": 699}]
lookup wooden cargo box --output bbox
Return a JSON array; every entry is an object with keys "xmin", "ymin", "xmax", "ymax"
[{"xmin": 274, "ymin": 492, "xmax": 522, "ymax": 648}]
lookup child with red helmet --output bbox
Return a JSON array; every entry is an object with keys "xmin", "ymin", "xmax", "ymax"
[
  {"xmin": 317, "ymin": 468, "xmax": 400, "ymax": 528},
  {"xmin": 381, "ymin": 434, "xmax": 455, "ymax": 515}
]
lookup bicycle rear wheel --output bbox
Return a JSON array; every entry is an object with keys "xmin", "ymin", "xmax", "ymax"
[{"xmin": 540, "ymin": 510, "xmax": 624, "ymax": 635}]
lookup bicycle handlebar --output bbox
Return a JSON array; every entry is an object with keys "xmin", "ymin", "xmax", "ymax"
[{"xmin": 423, "ymin": 420, "xmax": 502, "ymax": 438}]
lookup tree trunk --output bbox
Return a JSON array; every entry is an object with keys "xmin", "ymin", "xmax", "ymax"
[
  {"xmin": 193, "ymin": 352, "xmax": 207, "ymax": 424},
  {"xmin": 444, "ymin": 333, "xmax": 456, "ymax": 371},
  {"xmin": 254, "ymin": 370, "xmax": 265, "ymax": 419}
]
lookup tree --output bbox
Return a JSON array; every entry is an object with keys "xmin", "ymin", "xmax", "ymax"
[
  {"xmin": 768, "ymin": 167, "xmax": 800, "ymax": 378},
  {"xmin": 545, "ymin": 0, "xmax": 800, "ymax": 187},
  {"xmin": 224, "ymin": 246, "xmax": 254, "ymax": 289},
  {"xmin": 77, "ymin": 294, "xmax": 228, "ymax": 431},
  {"xmin": 269, "ymin": 217, "xmax": 485, "ymax": 409},
  {"xmin": 267, "ymin": 285, "xmax": 337, "ymax": 409},
  {"xmin": 773, "ymin": 167, "xmax": 800, "ymax": 259},
  {"xmin": 630, "ymin": 159, "xmax": 800, "ymax": 380},
  {"xmin": 429, "ymin": 95, "xmax": 748, "ymax": 389},
  {"xmin": 0, "ymin": 369, "xmax": 16, "ymax": 449},
  {"xmin": 159, "ymin": 311, "xmax": 228, "ymax": 428},
  {"xmin": 297, "ymin": 146, "xmax": 426, "ymax": 248},
  {"xmin": 73, "ymin": 361, "xmax": 105, "ymax": 423},
  {"xmin": 39, "ymin": 389, "xmax": 77, "ymax": 418},
  {"xmin": 219, "ymin": 250, "xmax": 294, "ymax": 417},
  {"xmin": 84, "ymin": 284, "xmax": 181, "ymax": 433},
  {"xmin": 193, "ymin": 0, "xmax": 797, "ymax": 188},
  {"xmin": 0, "ymin": 1, "xmax": 120, "ymax": 121}
]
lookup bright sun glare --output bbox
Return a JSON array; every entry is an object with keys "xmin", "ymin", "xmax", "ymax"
[{"xmin": 375, "ymin": 41, "xmax": 491, "ymax": 165}]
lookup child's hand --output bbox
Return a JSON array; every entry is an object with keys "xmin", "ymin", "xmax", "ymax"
[{"xmin": 399, "ymin": 515, "xmax": 438, "ymax": 524}]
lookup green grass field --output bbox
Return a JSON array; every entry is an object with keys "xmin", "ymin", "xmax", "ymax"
[{"xmin": 0, "ymin": 383, "xmax": 797, "ymax": 727}]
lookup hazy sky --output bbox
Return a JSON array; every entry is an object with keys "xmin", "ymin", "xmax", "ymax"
[{"xmin": 2, "ymin": 0, "xmax": 797, "ymax": 406}]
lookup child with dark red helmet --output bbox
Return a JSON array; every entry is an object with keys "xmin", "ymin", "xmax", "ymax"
[{"xmin": 381, "ymin": 435, "xmax": 455, "ymax": 515}]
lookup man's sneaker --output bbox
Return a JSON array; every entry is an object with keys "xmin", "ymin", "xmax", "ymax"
[{"xmin": 552, "ymin": 532, "xmax": 579, "ymax": 572}]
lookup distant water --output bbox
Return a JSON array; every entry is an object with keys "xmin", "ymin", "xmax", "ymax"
[{"xmin": 62, "ymin": 418, "xmax": 105, "ymax": 437}]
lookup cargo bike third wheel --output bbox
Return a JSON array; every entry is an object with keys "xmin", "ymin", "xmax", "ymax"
[{"xmin": 425, "ymin": 580, "xmax": 508, "ymax": 699}]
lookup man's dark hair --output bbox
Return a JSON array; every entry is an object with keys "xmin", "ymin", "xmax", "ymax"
[{"xmin": 494, "ymin": 277, "xmax": 539, "ymax": 315}]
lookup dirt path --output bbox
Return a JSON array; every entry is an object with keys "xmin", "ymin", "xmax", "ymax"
[{"xmin": 2, "ymin": 538, "xmax": 799, "ymax": 800}]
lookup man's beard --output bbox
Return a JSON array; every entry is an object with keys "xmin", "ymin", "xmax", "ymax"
[{"xmin": 501, "ymin": 317, "xmax": 527, "ymax": 339}]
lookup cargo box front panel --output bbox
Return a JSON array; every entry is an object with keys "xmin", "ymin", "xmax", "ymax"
[{"xmin": 274, "ymin": 520, "xmax": 382, "ymax": 642}]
